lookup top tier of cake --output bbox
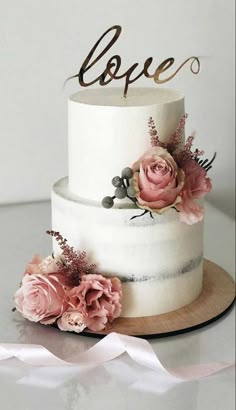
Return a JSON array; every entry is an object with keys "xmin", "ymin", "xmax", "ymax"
[{"xmin": 68, "ymin": 87, "xmax": 185, "ymax": 202}]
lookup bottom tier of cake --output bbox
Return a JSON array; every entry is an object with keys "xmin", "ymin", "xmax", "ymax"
[{"xmin": 51, "ymin": 178, "xmax": 204, "ymax": 318}]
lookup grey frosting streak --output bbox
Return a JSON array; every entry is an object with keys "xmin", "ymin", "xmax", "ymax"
[{"xmin": 120, "ymin": 254, "xmax": 203, "ymax": 282}]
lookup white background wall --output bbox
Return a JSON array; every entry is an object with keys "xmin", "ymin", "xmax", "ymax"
[{"xmin": 0, "ymin": 0, "xmax": 235, "ymax": 217}]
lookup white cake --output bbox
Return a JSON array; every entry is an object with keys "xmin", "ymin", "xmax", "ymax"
[{"xmin": 51, "ymin": 87, "xmax": 204, "ymax": 317}]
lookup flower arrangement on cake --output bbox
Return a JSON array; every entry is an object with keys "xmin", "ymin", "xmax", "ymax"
[
  {"xmin": 13, "ymin": 231, "xmax": 122, "ymax": 333},
  {"xmin": 13, "ymin": 115, "xmax": 215, "ymax": 333},
  {"xmin": 102, "ymin": 115, "xmax": 215, "ymax": 225}
]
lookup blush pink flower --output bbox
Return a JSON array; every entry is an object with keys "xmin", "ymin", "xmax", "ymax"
[
  {"xmin": 14, "ymin": 273, "xmax": 68, "ymax": 325},
  {"xmin": 132, "ymin": 147, "xmax": 185, "ymax": 213},
  {"xmin": 57, "ymin": 309, "xmax": 86, "ymax": 333},
  {"xmin": 24, "ymin": 254, "xmax": 62, "ymax": 276},
  {"xmin": 68, "ymin": 274, "xmax": 122, "ymax": 332},
  {"xmin": 23, "ymin": 254, "xmax": 43, "ymax": 276},
  {"xmin": 176, "ymin": 160, "xmax": 212, "ymax": 224}
]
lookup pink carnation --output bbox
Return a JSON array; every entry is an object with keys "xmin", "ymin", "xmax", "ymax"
[
  {"xmin": 68, "ymin": 274, "xmax": 122, "ymax": 332},
  {"xmin": 14, "ymin": 273, "xmax": 68, "ymax": 325},
  {"xmin": 132, "ymin": 146, "xmax": 185, "ymax": 213},
  {"xmin": 177, "ymin": 160, "xmax": 212, "ymax": 224}
]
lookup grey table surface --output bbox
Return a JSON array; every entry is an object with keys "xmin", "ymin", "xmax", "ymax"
[{"xmin": 0, "ymin": 200, "xmax": 235, "ymax": 410}]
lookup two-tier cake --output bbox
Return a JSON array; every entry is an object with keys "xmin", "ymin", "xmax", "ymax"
[
  {"xmin": 51, "ymin": 87, "xmax": 205, "ymax": 318},
  {"xmin": 14, "ymin": 85, "xmax": 214, "ymax": 333}
]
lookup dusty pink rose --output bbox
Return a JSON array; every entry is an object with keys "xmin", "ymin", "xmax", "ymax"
[
  {"xmin": 14, "ymin": 273, "xmax": 68, "ymax": 324},
  {"xmin": 132, "ymin": 147, "xmax": 185, "ymax": 213},
  {"xmin": 177, "ymin": 160, "xmax": 212, "ymax": 224},
  {"xmin": 24, "ymin": 254, "xmax": 62, "ymax": 276},
  {"xmin": 68, "ymin": 274, "xmax": 122, "ymax": 332},
  {"xmin": 57, "ymin": 309, "xmax": 86, "ymax": 333}
]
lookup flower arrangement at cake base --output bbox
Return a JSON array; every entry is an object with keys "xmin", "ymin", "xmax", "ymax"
[{"xmin": 13, "ymin": 231, "xmax": 122, "ymax": 333}]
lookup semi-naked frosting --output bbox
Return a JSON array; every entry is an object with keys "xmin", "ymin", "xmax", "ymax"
[
  {"xmin": 52, "ymin": 178, "xmax": 203, "ymax": 317},
  {"xmin": 52, "ymin": 87, "xmax": 204, "ymax": 317}
]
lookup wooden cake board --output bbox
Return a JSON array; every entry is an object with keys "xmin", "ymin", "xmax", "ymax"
[{"xmin": 82, "ymin": 259, "xmax": 235, "ymax": 339}]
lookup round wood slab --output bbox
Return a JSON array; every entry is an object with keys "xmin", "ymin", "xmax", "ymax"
[{"xmin": 83, "ymin": 259, "xmax": 235, "ymax": 339}]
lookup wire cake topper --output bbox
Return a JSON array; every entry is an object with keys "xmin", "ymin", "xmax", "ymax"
[{"xmin": 68, "ymin": 25, "xmax": 200, "ymax": 98}]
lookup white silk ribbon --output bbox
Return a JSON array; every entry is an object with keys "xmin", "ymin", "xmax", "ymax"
[{"xmin": 0, "ymin": 332, "xmax": 234, "ymax": 386}]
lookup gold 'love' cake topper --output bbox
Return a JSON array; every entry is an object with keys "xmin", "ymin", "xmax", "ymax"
[{"xmin": 68, "ymin": 25, "xmax": 200, "ymax": 97}]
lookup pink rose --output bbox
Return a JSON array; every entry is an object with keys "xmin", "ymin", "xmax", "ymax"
[
  {"xmin": 14, "ymin": 273, "xmax": 68, "ymax": 325},
  {"xmin": 57, "ymin": 309, "xmax": 86, "ymax": 333},
  {"xmin": 68, "ymin": 274, "xmax": 122, "ymax": 332},
  {"xmin": 177, "ymin": 160, "xmax": 212, "ymax": 224},
  {"xmin": 132, "ymin": 147, "xmax": 185, "ymax": 213},
  {"xmin": 24, "ymin": 254, "xmax": 62, "ymax": 276}
]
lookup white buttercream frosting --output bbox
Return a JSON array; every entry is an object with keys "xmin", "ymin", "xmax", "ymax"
[{"xmin": 68, "ymin": 87, "xmax": 185, "ymax": 201}]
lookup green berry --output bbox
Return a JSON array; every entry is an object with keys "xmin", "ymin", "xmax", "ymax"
[
  {"xmin": 102, "ymin": 196, "xmax": 114, "ymax": 208},
  {"xmin": 112, "ymin": 176, "xmax": 123, "ymax": 187},
  {"xmin": 115, "ymin": 187, "xmax": 127, "ymax": 199},
  {"xmin": 122, "ymin": 167, "xmax": 133, "ymax": 179},
  {"xmin": 127, "ymin": 185, "xmax": 136, "ymax": 198}
]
